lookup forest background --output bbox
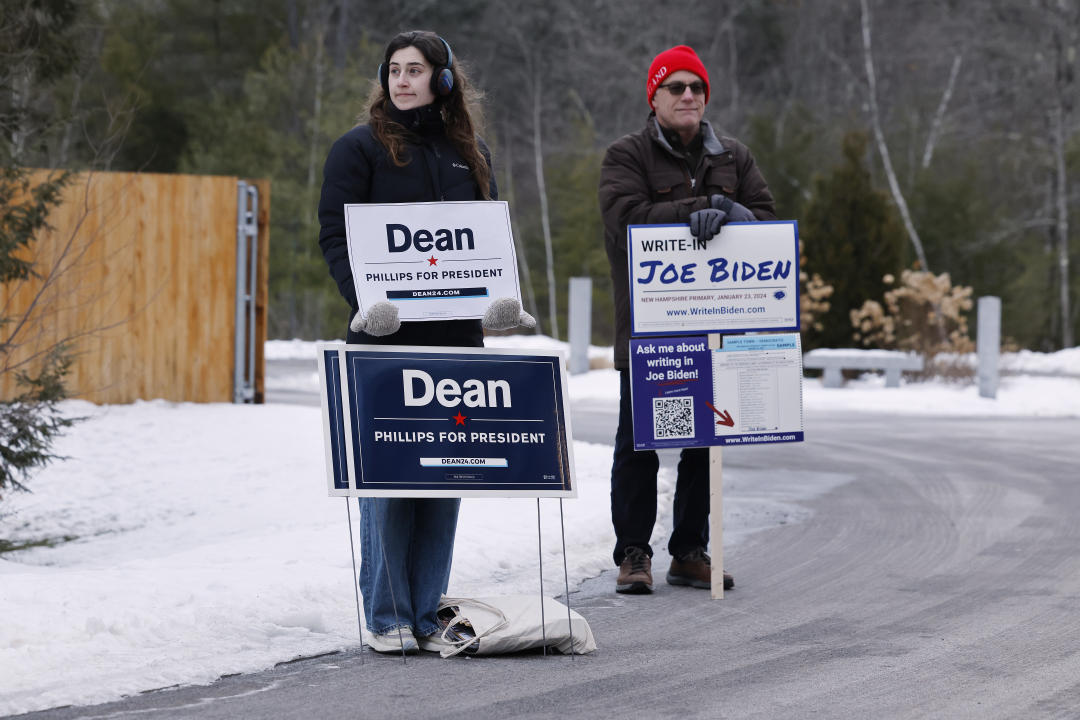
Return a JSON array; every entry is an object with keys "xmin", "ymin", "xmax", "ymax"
[{"xmin": 7, "ymin": 0, "xmax": 1079, "ymax": 353}]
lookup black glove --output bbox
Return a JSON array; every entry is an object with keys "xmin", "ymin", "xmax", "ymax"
[
  {"xmin": 689, "ymin": 208, "xmax": 726, "ymax": 242},
  {"xmin": 711, "ymin": 194, "xmax": 756, "ymax": 222}
]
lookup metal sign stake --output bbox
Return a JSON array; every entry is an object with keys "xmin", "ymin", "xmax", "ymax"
[
  {"xmin": 536, "ymin": 499, "xmax": 548, "ymax": 656},
  {"xmin": 344, "ymin": 499, "xmax": 365, "ymax": 662},
  {"xmin": 559, "ymin": 499, "xmax": 575, "ymax": 660}
]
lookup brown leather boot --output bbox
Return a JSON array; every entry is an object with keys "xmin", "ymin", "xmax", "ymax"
[
  {"xmin": 667, "ymin": 548, "xmax": 734, "ymax": 590},
  {"xmin": 615, "ymin": 546, "xmax": 653, "ymax": 594}
]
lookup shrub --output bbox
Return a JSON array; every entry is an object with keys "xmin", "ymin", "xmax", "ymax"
[
  {"xmin": 800, "ymin": 268, "xmax": 834, "ymax": 335},
  {"xmin": 850, "ymin": 270, "xmax": 975, "ymax": 378}
]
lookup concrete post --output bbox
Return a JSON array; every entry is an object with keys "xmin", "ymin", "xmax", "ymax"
[
  {"xmin": 977, "ymin": 296, "xmax": 1001, "ymax": 399},
  {"xmin": 568, "ymin": 277, "xmax": 592, "ymax": 375}
]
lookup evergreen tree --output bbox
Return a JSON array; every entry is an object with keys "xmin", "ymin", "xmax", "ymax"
[
  {"xmin": 0, "ymin": 167, "xmax": 77, "ymax": 499},
  {"xmin": 94, "ymin": 0, "xmax": 289, "ymax": 172},
  {"xmin": 543, "ymin": 116, "xmax": 613, "ymax": 345},
  {"xmin": 745, "ymin": 105, "xmax": 820, "ymax": 224},
  {"xmin": 1, "ymin": 1, "xmax": 81, "ymax": 500},
  {"xmin": 801, "ymin": 132, "xmax": 906, "ymax": 350},
  {"xmin": 182, "ymin": 25, "xmax": 382, "ymax": 340}
]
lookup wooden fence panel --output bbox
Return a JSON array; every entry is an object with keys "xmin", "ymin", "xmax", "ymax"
[{"xmin": 1, "ymin": 170, "xmax": 269, "ymax": 404}]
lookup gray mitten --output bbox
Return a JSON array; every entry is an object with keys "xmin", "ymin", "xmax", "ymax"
[
  {"xmin": 482, "ymin": 297, "xmax": 537, "ymax": 331},
  {"xmin": 689, "ymin": 208, "xmax": 726, "ymax": 242},
  {"xmin": 350, "ymin": 301, "xmax": 400, "ymax": 336},
  {"xmin": 711, "ymin": 194, "xmax": 756, "ymax": 222}
]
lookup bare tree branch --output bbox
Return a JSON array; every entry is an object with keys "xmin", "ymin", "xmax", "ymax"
[
  {"xmin": 859, "ymin": 0, "xmax": 929, "ymax": 271},
  {"xmin": 532, "ymin": 68, "xmax": 558, "ymax": 339},
  {"xmin": 499, "ymin": 117, "xmax": 541, "ymax": 333},
  {"xmin": 921, "ymin": 53, "xmax": 963, "ymax": 170}
]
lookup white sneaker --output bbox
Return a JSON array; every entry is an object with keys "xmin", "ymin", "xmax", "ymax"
[
  {"xmin": 366, "ymin": 627, "xmax": 418, "ymax": 654},
  {"xmin": 417, "ymin": 630, "xmax": 457, "ymax": 654}
]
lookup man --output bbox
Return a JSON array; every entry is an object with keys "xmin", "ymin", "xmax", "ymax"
[{"xmin": 599, "ymin": 44, "xmax": 776, "ymax": 594}]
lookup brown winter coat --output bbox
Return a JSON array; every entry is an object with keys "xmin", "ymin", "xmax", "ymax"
[{"xmin": 599, "ymin": 114, "xmax": 777, "ymax": 368}]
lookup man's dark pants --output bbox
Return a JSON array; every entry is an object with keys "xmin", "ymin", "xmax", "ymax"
[{"xmin": 611, "ymin": 368, "xmax": 709, "ymax": 565}]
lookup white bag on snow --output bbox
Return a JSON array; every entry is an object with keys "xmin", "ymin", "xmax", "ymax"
[{"xmin": 433, "ymin": 595, "xmax": 597, "ymax": 658}]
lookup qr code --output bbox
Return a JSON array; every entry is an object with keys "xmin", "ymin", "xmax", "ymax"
[{"xmin": 652, "ymin": 396, "xmax": 694, "ymax": 440}]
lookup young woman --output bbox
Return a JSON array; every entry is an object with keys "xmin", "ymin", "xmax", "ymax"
[{"xmin": 317, "ymin": 30, "xmax": 496, "ymax": 654}]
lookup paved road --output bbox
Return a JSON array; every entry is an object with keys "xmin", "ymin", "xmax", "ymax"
[{"xmin": 13, "ymin": 389, "xmax": 1080, "ymax": 719}]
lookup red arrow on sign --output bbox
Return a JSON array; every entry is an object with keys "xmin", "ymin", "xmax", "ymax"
[{"xmin": 705, "ymin": 401, "xmax": 735, "ymax": 427}]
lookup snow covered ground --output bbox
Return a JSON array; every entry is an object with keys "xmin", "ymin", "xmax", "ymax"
[{"xmin": 1, "ymin": 337, "xmax": 1078, "ymax": 715}]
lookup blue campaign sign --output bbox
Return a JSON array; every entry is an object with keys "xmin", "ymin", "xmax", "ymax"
[
  {"xmin": 318, "ymin": 347, "xmax": 349, "ymax": 491},
  {"xmin": 630, "ymin": 336, "xmax": 716, "ymax": 450},
  {"xmin": 318, "ymin": 343, "xmax": 575, "ymax": 497},
  {"xmin": 630, "ymin": 334, "xmax": 805, "ymax": 449}
]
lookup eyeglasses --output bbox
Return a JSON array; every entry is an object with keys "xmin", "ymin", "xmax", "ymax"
[{"xmin": 658, "ymin": 81, "xmax": 706, "ymax": 96}]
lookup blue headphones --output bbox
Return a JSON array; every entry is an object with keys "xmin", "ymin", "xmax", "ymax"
[{"xmin": 378, "ymin": 36, "xmax": 455, "ymax": 97}]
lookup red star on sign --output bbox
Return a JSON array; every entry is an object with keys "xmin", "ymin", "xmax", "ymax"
[
  {"xmin": 427, "ymin": 255, "xmax": 438, "ymax": 266},
  {"xmin": 453, "ymin": 412, "xmax": 466, "ymax": 425}
]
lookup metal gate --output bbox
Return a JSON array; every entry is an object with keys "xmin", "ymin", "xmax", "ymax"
[{"xmin": 234, "ymin": 181, "xmax": 259, "ymax": 403}]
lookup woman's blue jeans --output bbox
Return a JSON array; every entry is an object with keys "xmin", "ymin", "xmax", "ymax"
[{"xmin": 358, "ymin": 497, "xmax": 460, "ymax": 637}]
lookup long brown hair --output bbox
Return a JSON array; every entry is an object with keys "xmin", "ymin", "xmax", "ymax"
[{"xmin": 366, "ymin": 30, "xmax": 492, "ymax": 199}]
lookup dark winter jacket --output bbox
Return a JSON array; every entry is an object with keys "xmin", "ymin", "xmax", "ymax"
[
  {"xmin": 318, "ymin": 103, "xmax": 497, "ymax": 347},
  {"xmin": 599, "ymin": 114, "xmax": 776, "ymax": 368}
]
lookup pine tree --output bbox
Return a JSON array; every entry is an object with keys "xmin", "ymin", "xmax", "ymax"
[
  {"xmin": 545, "ymin": 115, "xmax": 613, "ymax": 345},
  {"xmin": 1, "ymin": 2, "xmax": 81, "ymax": 500},
  {"xmin": 801, "ymin": 132, "xmax": 906, "ymax": 350},
  {"xmin": 0, "ymin": 169, "xmax": 79, "ymax": 500}
]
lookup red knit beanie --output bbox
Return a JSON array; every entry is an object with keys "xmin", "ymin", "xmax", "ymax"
[{"xmin": 646, "ymin": 45, "xmax": 710, "ymax": 107}]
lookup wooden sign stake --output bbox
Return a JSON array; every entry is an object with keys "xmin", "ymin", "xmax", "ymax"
[
  {"xmin": 709, "ymin": 445, "xmax": 724, "ymax": 599},
  {"xmin": 707, "ymin": 333, "xmax": 724, "ymax": 600}
]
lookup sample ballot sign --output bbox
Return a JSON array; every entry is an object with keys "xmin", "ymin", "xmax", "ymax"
[
  {"xmin": 629, "ymin": 333, "xmax": 804, "ymax": 449},
  {"xmin": 628, "ymin": 221, "xmax": 800, "ymax": 336},
  {"xmin": 318, "ymin": 343, "xmax": 575, "ymax": 498},
  {"xmin": 345, "ymin": 201, "xmax": 522, "ymax": 322}
]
